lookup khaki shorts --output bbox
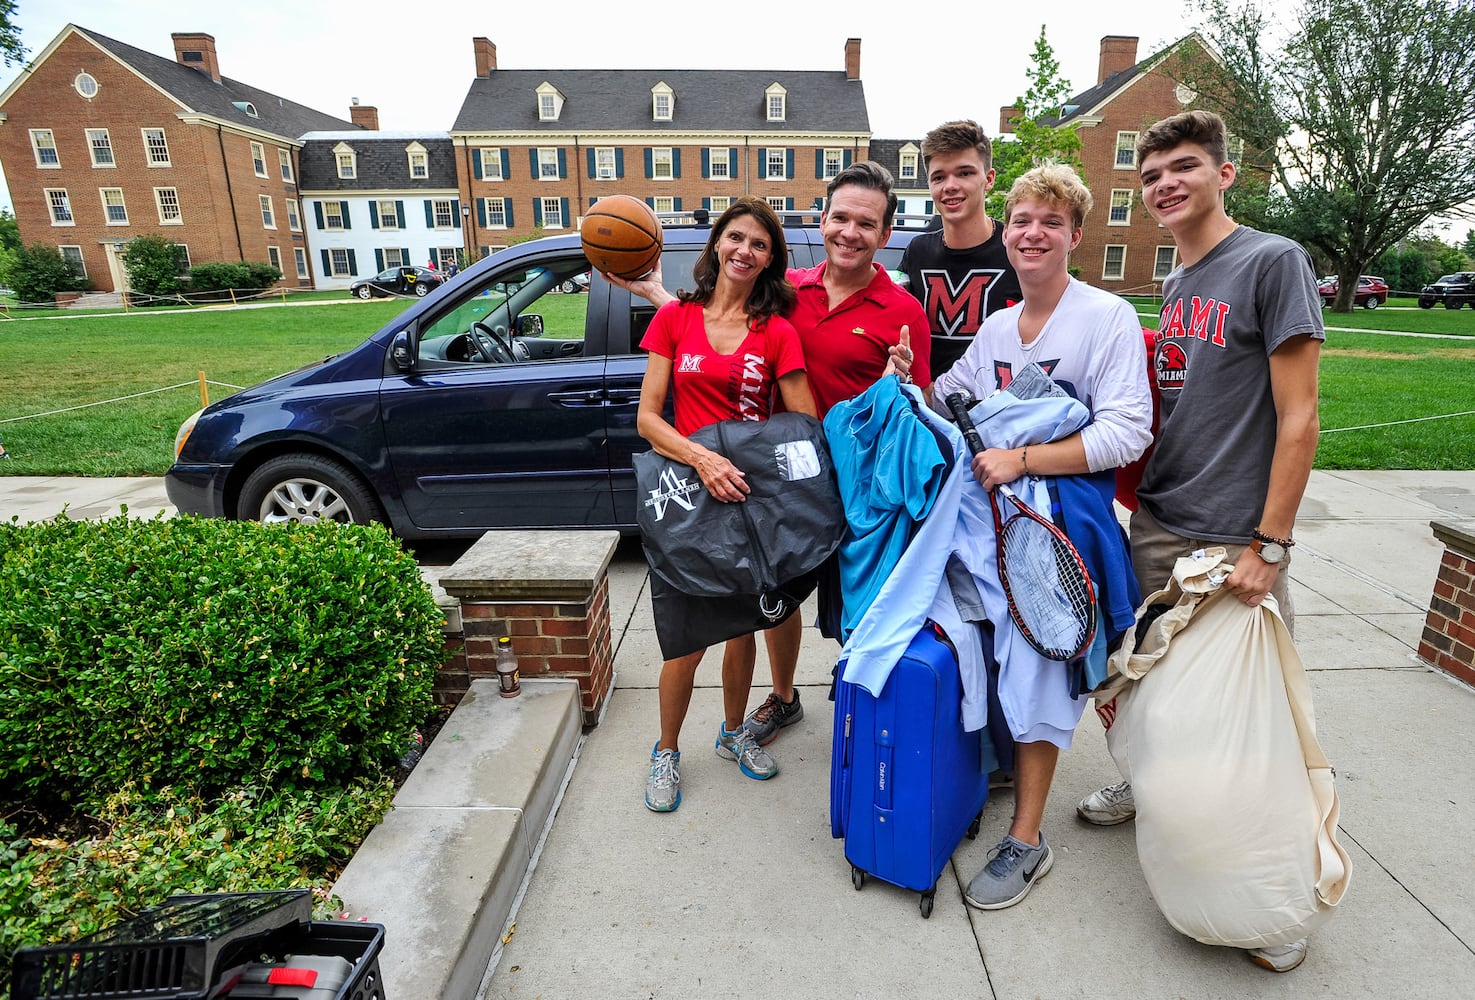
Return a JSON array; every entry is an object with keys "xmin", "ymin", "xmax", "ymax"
[{"xmin": 1129, "ymin": 504, "xmax": 1295, "ymax": 638}]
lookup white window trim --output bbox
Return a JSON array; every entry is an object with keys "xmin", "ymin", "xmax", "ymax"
[
  {"xmin": 823, "ymin": 149, "xmax": 843, "ymax": 179},
  {"xmin": 86, "ymin": 128, "xmax": 115, "ymax": 168},
  {"xmin": 1102, "ymin": 244, "xmax": 1127, "ymax": 281},
  {"xmin": 1153, "ymin": 245, "xmax": 1178, "ymax": 281},
  {"xmin": 260, "ymin": 194, "xmax": 276, "ymax": 230},
  {"xmin": 328, "ymin": 248, "xmax": 353, "ymax": 277},
  {"xmin": 652, "ymin": 148, "xmax": 674, "ymax": 182},
  {"xmin": 653, "ymin": 196, "xmax": 675, "ymax": 214},
  {"xmin": 142, "ymin": 128, "xmax": 172, "ymax": 167},
  {"xmin": 898, "ymin": 150, "xmax": 919, "ymax": 181},
  {"xmin": 709, "ymin": 196, "xmax": 732, "ymax": 213},
  {"xmin": 46, "ymin": 188, "xmax": 75, "ymax": 226},
  {"xmin": 482, "ymin": 148, "xmax": 503, "ymax": 181},
  {"xmin": 154, "ymin": 187, "xmax": 183, "ymax": 225},
  {"xmin": 334, "ymin": 142, "xmax": 357, "ymax": 180},
  {"xmin": 59, "ymin": 245, "xmax": 87, "ymax": 278},
  {"xmin": 537, "ymin": 147, "xmax": 560, "ymax": 180},
  {"xmin": 765, "ymin": 83, "xmax": 787, "ymax": 122},
  {"xmin": 407, "ymin": 145, "xmax": 428, "ymax": 179},
  {"xmin": 541, "ymin": 196, "xmax": 564, "ymax": 229},
  {"xmin": 1114, "ymin": 131, "xmax": 1138, "ymax": 170},
  {"xmin": 251, "ymin": 141, "xmax": 268, "ymax": 178},
  {"xmin": 1108, "ymin": 189, "xmax": 1133, "ymax": 227},
  {"xmin": 485, "ymin": 197, "xmax": 508, "ymax": 229},
  {"xmin": 652, "ymin": 82, "xmax": 674, "ymax": 122},
  {"xmin": 708, "ymin": 148, "xmax": 730, "ymax": 180},
  {"xmin": 595, "ymin": 147, "xmax": 617, "ymax": 181},
  {"xmin": 286, "ymin": 198, "xmax": 301, "ymax": 232},
  {"xmin": 100, "ymin": 187, "xmax": 128, "ymax": 225},
  {"xmin": 766, "ymin": 148, "xmax": 786, "ymax": 181},
  {"xmin": 278, "ymin": 148, "xmax": 294, "ymax": 182},
  {"xmin": 432, "ymin": 199, "xmax": 455, "ymax": 229},
  {"xmin": 536, "ymin": 82, "xmax": 564, "ymax": 122},
  {"xmin": 766, "ymin": 195, "xmax": 787, "ymax": 212},
  {"xmin": 294, "ymin": 247, "xmax": 309, "ymax": 278},
  {"xmin": 378, "ymin": 200, "xmax": 399, "ymax": 230},
  {"xmin": 267, "ymin": 245, "xmax": 282, "ymax": 272},
  {"xmin": 324, "ymin": 201, "xmax": 345, "ymax": 230},
  {"xmin": 30, "ymin": 129, "xmax": 60, "ymax": 169}
]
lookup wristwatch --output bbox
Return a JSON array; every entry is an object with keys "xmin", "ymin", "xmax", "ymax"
[{"xmin": 1249, "ymin": 528, "xmax": 1294, "ymax": 564}]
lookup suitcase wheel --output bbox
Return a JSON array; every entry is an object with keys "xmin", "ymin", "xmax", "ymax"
[
  {"xmin": 968, "ymin": 811, "xmax": 983, "ymax": 840},
  {"xmin": 850, "ymin": 865, "xmax": 866, "ymax": 891},
  {"xmin": 920, "ymin": 889, "xmax": 935, "ymax": 919}
]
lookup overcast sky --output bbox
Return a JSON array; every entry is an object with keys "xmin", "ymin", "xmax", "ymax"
[{"xmin": 3, "ymin": 0, "xmax": 1468, "ymax": 243}]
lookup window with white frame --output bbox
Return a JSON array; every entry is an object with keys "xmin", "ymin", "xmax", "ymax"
[
  {"xmin": 74, "ymin": 72, "xmax": 99, "ymax": 99},
  {"xmin": 766, "ymin": 148, "xmax": 786, "ymax": 180},
  {"xmin": 260, "ymin": 195, "xmax": 275, "ymax": 229},
  {"xmin": 481, "ymin": 148, "xmax": 503, "ymax": 180},
  {"xmin": 384, "ymin": 247, "xmax": 406, "ymax": 268},
  {"xmin": 324, "ymin": 201, "xmax": 344, "ymax": 229},
  {"xmin": 1103, "ymin": 245, "xmax": 1127, "ymax": 280},
  {"xmin": 155, "ymin": 187, "xmax": 182, "ymax": 224},
  {"xmin": 278, "ymin": 148, "xmax": 293, "ymax": 182},
  {"xmin": 1153, "ymin": 246, "xmax": 1179, "ymax": 281},
  {"xmin": 709, "ymin": 149, "xmax": 730, "ymax": 179},
  {"xmin": 174, "ymin": 245, "xmax": 192, "ymax": 272},
  {"xmin": 86, "ymin": 129, "xmax": 115, "ymax": 167},
  {"xmin": 31, "ymin": 129, "xmax": 59, "ymax": 167},
  {"xmin": 1108, "ymin": 189, "xmax": 1133, "ymax": 226},
  {"xmin": 539, "ymin": 93, "xmax": 557, "ymax": 120},
  {"xmin": 251, "ymin": 142, "xmax": 268, "ymax": 177},
  {"xmin": 653, "ymin": 196, "xmax": 675, "ymax": 214},
  {"xmin": 766, "ymin": 196, "xmax": 787, "ymax": 213},
  {"xmin": 100, "ymin": 188, "xmax": 128, "ymax": 224},
  {"xmin": 286, "ymin": 198, "xmax": 301, "ymax": 231},
  {"xmin": 336, "ymin": 149, "xmax": 356, "ymax": 179},
  {"xmin": 1114, "ymin": 131, "xmax": 1138, "ymax": 169},
  {"xmin": 899, "ymin": 151, "xmax": 918, "ymax": 181},
  {"xmin": 46, "ymin": 189, "xmax": 74, "ymax": 225},
  {"xmin": 436, "ymin": 248, "xmax": 458, "ymax": 271},
  {"xmin": 485, "ymin": 198, "xmax": 507, "ymax": 228},
  {"xmin": 60, "ymin": 245, "xmax": 87, "ymax": 278},
  {"xmin": 823, "ymin": 149, "xmax": 844, "ymax": 179},
  {"xmin": 432, "ymin": 199, "xmax": 455, "ymax": 228},
  {"xmin": 541, "ymin": 197, "xmax": 563, "ymax": 228},
  {"xmin": 408, "ymin": 149, "xmax": 427, "ymax": 178},
  {"xmin": 143, "ymin": 128, "xmax": 170, "ymax": 166},
  {"xmin": 652, "ymin": 148, "xmax": 674, "ymax": 180},
  {"xmin": 595, "ymin": 147, "xmax": 617, "ymax": 180},
  {"xmin": 294, "ymin": 247, "xmax": 309, "ymax": 278},
  {"xmin": 652, "ymin": 83, "xmax": 673, "ymax": 121},
  {"xmin": 538, "ymin": 148, "xmax": 560, "ymax": 179},
  {"xmin": 267, "ymin": 246, "xmax": 282, "ymax": 272},
  {"xmin": 766, "ymin": 86, "xmax": 786, "ymax": 122},
  {"xmin": 709, "ymin": 196, "xmax": 732, "ymax": 214},
  {"xmin": 377, "ymin": 200, "xmax": 399, "ymax": 229},
  {"xmin": 328, "ymin": 248, "xmax": 353, "ymax": 276}
]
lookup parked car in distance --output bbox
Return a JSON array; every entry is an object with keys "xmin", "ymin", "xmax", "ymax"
[
  {"xmin": 166, "ymin": 214, "xmax": 928, "ymax": 539},
  {"xmin": 558, "ymin": 270, "xmax": 591, "ymax": 294},
  {"xmin": 1418, "ymin": 272, "xmax": 1475, "ymax": 310},
  {"xmin": 349, "ymin": 265, "xmax": 445, "ymax": 300},
  {"xmin": 1318, "ymin": 275, "xmax": 1389, "ymax": 309}
]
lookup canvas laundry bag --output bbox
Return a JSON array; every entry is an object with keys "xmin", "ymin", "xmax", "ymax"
[{"xmin": 1099, "ymin": 548, "xmax": 1351, "ymax": 949}]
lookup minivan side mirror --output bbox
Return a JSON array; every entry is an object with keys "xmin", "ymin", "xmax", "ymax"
[
  {"xmin": 517, "ymin": 314, "xmax": 544, "ymax": 338},
  {"xmin": 391, "ymin": 330, "xmax": 413, "ymax": 371}
]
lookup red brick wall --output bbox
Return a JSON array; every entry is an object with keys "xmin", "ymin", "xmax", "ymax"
[
  {"xmin": 0, "ymin": 30, "xmax": 307, "ymax": 292},
  {"xmin": 1420, "ymin": 544, "xmax": 1475, "ymax": 686}
]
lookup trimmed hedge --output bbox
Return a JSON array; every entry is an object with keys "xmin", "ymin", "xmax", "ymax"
[{"xmin": 0, "ymin": 514, "xmax": 445, "ymax": 814}]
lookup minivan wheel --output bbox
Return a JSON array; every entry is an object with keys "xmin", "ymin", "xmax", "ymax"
[{"xmin": 239, "ymin": 454, "xmax": 385, "ymax": 527}]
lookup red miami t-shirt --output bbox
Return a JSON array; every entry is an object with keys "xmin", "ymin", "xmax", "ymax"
[{"xmin": 641, "ymin": 300, "xmax": 806, "ymax": 437}]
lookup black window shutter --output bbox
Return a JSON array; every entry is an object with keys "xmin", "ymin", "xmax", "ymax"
[
  {"xmin": 314, "ymin": 202, "xmax": 325, "ymax": 229},
  {"xmin": 347, "ymin": 249, "xmax": 358, "ymax": 276},
  {"xmin": 340, "ymin": 202, "xmax": 351, "ymax": 229},
  {"xmin": 374, "ymin": 249, "xmax": 384, "ymax": 270}
]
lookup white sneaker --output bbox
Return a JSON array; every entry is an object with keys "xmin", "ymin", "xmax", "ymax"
[
  {"xmin": 1248, "ymin": 938, "xmax": 1308, "ymax": 973},
  {"xmin": 1076, "ymin": 780, "xmax": 1136, "ymax": 826}
]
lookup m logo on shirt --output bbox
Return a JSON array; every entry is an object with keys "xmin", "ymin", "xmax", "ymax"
[
  {"xmin": 921, "ymin": 269, "xmax": 1007, "ymax": 337},
  {"xmin": 678, "ymin": 354, "xmax": 705, "ymax": 373}
]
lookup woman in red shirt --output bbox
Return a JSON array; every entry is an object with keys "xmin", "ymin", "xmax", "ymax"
[{"xmin": 638, "ymin": 197, "xmax": 817, "ymax": 812}]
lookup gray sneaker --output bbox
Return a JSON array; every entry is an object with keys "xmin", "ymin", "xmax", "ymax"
[
  {"xmin": 964, "ymin": 832, "xmax": 1054, "ymax": 910},
  {"xmin": 743, "ymin": 690, "xmax": 804, "ymax": 746},
  {"xmin": 716, "ymin": 723, "xmax": 778, "ymax": 780},
  {"xmin": 1248, "ymin": 938, "xmax": 1308, "ymax": 973},
  {"xmin": 644, "ymin": 743, "xmax": 681, "ymax": 812},
  {"xmin": 1077, "ymin": 780, "xmax": 1136, "ymax": 826}
]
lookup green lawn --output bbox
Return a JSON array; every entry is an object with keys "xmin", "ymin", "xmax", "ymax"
[{"xmin": 1, "ymin": 295, "xmax": 1470, "ymax": 475}]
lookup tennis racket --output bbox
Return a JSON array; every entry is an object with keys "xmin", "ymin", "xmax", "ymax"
[{"xmin": 945, "ymin": 393, "xmax": 1098, "ymax": 661}]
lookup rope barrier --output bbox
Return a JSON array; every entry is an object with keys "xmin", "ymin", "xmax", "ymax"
[
  {"xmin": 1320, "ymin": 409, "xmax": 1475, "ymax": 435},
  {"xmin": 0, "ymin": 379, "xmax": 245, "ymax": 424}
]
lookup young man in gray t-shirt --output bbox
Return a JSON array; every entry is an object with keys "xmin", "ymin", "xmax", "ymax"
[{"xmin": 1075, "ymin": 110, "xmax": 1324, "ymax": 974}]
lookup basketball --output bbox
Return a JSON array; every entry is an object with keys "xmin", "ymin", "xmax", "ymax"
[{"xmin": 581, "ymin": 195, "xmax": 663, "ymax": 280}]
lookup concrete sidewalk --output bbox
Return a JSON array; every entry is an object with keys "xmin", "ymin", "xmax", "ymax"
[{"xmin": 5, "ymin": 472, "xmax": 1474, "ymax": 998}]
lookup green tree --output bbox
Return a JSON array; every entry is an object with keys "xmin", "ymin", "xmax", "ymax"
[
  {"xmin": 120, "ymin": 235, "xmax": 187, "ymax": 300},
  {"xmin": 1461, "ymin": 230, "xmax": 1475, "ymax": 266},
  {"xmin": 8, "ymin": 243, "xmax": 82, "ymax": 302},
  {"xmin": 1191, "ymin": 0, "xmax": 1475, "ymax": 311},
  {"xmin": 0, "ymin": 1, "xmax": 26, "ymax": 67},
  {"xmin": 986, "ymin": 26, "xmax": 1085, "ymax": 220},
  {"xmin": 0, "ymin": 207, "xmax": 20, "ymax": 252}
]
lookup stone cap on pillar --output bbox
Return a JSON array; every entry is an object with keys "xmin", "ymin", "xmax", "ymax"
[
  {"xmin": 439, "ymin": 530, "xmax": 621, "ymax": 601},
  {"xmin": 1431, "ymin": 520, "xmax": 1475, "ymax": 556}
]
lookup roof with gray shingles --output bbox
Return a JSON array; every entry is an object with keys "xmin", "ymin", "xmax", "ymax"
[
  {"xmin": 453, "ymin": 69, "xmax": 869, "ymax": 133},
  {"xmin": 297, "ymin": 135, "xmax": 458, "ymax": 191},
  {"xmin": 1046, "ymin": 34, "xmax": 1199, "ymax": 127},
  {"xmin": 79, "ymin": 25, "xmax": 357, "ymax": 139},
  {"xmin": 865, "ymin": 138, "xmax": 912, "ymax": 180}
]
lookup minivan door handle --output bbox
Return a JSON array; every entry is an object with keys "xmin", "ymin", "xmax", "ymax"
[
  {"xmin": 548, "ymin": 389, "xmax": 607, "ymax": 406},
  {"xmin": 604, "ymin": 389, "xmax": 641, "ymax": 404}
]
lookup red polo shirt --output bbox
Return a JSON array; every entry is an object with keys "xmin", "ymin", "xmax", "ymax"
[{"xmin": 786, "ymin": 262, "xmax": 931, "ymax": 416}]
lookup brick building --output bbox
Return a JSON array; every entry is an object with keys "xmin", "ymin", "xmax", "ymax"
[
  {"xmin": 451, "ymin": 38, "xmax": 872, "ymax": 255},
  {"xmin": 0, "ymin": 25, "xmax": 355, "ymax": 293}
]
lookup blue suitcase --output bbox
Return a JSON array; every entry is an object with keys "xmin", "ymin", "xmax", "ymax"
[{"xmin": 831, "ymin": 622, "xmax": 991, "ymax": 917}]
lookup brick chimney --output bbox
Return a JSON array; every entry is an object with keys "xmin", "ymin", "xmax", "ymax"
[
  {"xmin": 1098, "ymin": 36, "xmax": 1139, "ymax": 85},
  {"xmin": 999, "ymin": 105, "xmax": 1020, "ymax": 134},
  {"xmin": 844, "ymin": 38, "xmax": 861, "ymax": 80},
  {"xmin": 474, "ymin": 37, "xmax": 497, "ymax": 78},
  {"xmin": 349, "ymin": 99, "xmax": 379, "ymax": 131},
  {"xmin": 172, "ymin": 32, "xmax": 221, "ymax": 83}
]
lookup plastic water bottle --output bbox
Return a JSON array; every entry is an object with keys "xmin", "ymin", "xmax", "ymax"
[{"xmin": 496, "ymin": 636, "xmax": 521, "ymax": 698}]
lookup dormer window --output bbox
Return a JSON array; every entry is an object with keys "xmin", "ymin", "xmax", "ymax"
[
  {"xmin": 232, "ymin": 100, "xmax": 259, "ymax": 118},
  {"xmin": 898, "ymin": 143, "xmax": 920, "ymax": 181},
  {"xmin": 536, "ymin": 82, "xmax": 565, "ymax": 122},
  {"xmin": 405, "ymin": 141, "xmax": 428, "ymax": 179},
  {"xmin": 651, "ymin": 82, "xmax": 674, "ymax": 122},
  {"xmin": 765, "ymin": 83, "xmax": 787, "ymax": 122},
  {"xmin": 333, "ymin": 142, "xmax": 357, "ymax": 180}
]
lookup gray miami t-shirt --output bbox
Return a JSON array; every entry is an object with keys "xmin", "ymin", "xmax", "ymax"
[{"xmin": 1138, "ymin": 226, "xmax": 1324, "ymax": 542}]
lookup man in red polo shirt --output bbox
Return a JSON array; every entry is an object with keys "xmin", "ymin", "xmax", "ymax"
[{"xmin": 611, "ymin": 161, "xmax": 928, "ymax": 745}]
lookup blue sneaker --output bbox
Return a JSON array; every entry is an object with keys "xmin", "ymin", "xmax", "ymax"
[
  {"xmin": 644, "ymin": 743, "xmax": 681, "ymax": 812},
  {"xmin": 715, "ymin": 722, "xmax": 778, "ymax": 780}
]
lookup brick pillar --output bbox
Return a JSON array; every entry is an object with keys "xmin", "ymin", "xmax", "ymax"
[
  {"xmin": 1418, "ymin": 521, "xmax": 1475, "ymax": 685},
  {"xmin": 439, "ymin": 531, "xmax": 619, "ymax": 725}
]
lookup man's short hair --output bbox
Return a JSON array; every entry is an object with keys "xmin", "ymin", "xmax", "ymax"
[
  {"xmin": 826, "ymin": 160, "xmax": 898, "ymax": 229},
  {"xmin": 1004, "ymin": 162, "xmax": 1094, "ymax": 230},
  {"xmin": 920, "ymin": 120, "xmax": 993, "ymax": 172},
  {"xmin": 1136, "ymin": 110, "xmax": 1229, "ymax": 167}
]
